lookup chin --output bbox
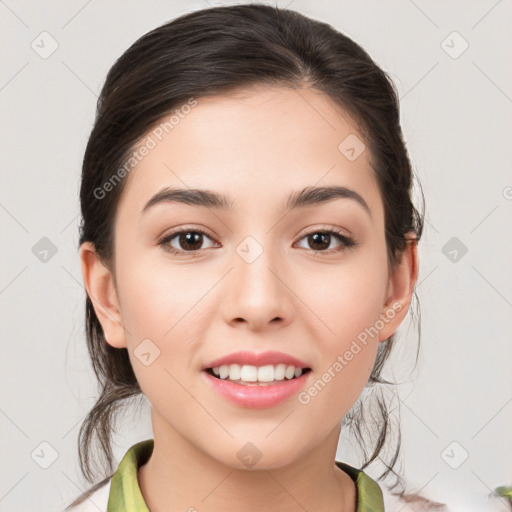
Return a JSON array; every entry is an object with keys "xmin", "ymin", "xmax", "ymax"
[{"xmin": 209, "ymin": 438, "xmax": 307, "ymax": 472}]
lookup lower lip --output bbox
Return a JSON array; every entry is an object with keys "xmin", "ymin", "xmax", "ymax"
[{"xmin": 202, "ymin": 371, "xmax": 310, "ymax": 408}]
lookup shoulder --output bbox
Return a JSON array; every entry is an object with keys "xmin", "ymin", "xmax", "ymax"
[
  {"xmin": 381, "ymin": 489, "xmax": 446, "ymax": 512},
  {"xmin": 380, "ymin": 485, "xmax": 509, "ymax": 512},
  {"xmin": 63, "ymin": 478, "xmax": 111, "ymax": 512}
]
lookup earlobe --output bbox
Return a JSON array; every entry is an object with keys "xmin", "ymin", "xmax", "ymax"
[
  {"xmin": 79, "ymin": 241, "xmax": 127, "ymax": 349},
  {"xmin": 378, "ymin": 235, "xmax": 419, "ymax": 342}
]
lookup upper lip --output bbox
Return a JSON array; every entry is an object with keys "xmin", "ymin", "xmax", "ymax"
[{"xmin": 202, "ymin": 350, "xmax": 310, "ymax": 370}]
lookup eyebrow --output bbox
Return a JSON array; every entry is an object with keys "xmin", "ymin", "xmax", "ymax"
[{"xmin": 141, "ymin": 185, "xmax": 371, "ymax": 218}]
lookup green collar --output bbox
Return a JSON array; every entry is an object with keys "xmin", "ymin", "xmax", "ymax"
[
  {"xmin": 107, "ymin": 439, "xmax": 384, "ymax": 511},
  {"xmin": 335, "ymin": 460, "xmax": 385, "ymax": 512}
]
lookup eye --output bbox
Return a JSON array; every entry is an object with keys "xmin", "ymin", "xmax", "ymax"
[
  {"xmin": 295, "ymin": 228, "xmax": 357, "ymax": 255},
  {"xmin": 158, "ymin": 227, "xmax": 218, "ymax": 256},
  {"xmin": 158, "ymin": 226, "xmax": 357, "ymax": 257}
]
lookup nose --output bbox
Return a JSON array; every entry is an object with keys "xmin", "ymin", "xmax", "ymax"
[{"xmin": 221, "ymin": 237, "xmax": 294, "ymax": 332}]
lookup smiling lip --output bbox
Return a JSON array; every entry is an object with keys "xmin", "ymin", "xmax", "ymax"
[
  {"xmin": 202, "ymin": 350, "xmax": 309, "ymax": 370},
  {"xmin": 201, "ymin": 350, "xmax": 311, "ymax": 409},
  {"xmin": 202, "ymin": 370, "xmax": 310, "ymax": 408}
]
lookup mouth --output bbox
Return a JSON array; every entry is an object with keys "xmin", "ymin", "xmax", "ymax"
[{"xmin": 204, "ymin": 364, "xmax": 312, "ymax": 386}]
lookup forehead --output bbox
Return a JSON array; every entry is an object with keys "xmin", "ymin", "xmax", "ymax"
[{"xmin": 117, "ymin": 85, "xmax": 382, "ymax": 221}]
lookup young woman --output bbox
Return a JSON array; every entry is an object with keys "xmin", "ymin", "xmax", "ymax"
[{"xmin": 65, "ymin": 4, "xmax": 439, "ymax": 511}]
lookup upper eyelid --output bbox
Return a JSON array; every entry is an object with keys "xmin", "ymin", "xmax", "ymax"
[{"xmin": 161, "ymin": 224, "xmax": 352, "ymax": 239}]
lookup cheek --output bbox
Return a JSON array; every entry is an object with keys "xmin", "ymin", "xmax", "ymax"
[
  {"xmin": 298, "ymin": 252, "xmax": 387, "ymax": 409},
  {"xmin": 116, "ymin": 253, "xmax": 215, "ymax": 395},
  {"xmin": 117, "ymin": 252, "xmax": 207, "ymax": 339},
  {"xmin": 305, "ymin": 250, "xmax": 389, "ymax": 342},
  {"xmin": 116, "ymin": 258, "xmax": 201, "ymax": 411}
]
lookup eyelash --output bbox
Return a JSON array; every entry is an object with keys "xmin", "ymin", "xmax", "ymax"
[{"xmin": 158, "ymin": 225, "xmax": 357, "ymax": 257}]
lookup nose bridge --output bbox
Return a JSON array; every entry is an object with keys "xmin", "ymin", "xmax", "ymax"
[
  {"xmin": 235, "ymin": 232, "xmax": 281, "ymax": 297},
  {"xmin": 224, "ymin": 230, "xmax": 292, "ymax": 326}
]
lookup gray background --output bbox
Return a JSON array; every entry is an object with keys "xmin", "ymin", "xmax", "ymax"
[{"xmin": 1, "ymin": 1, "xmax": 511, "ymax": 511}]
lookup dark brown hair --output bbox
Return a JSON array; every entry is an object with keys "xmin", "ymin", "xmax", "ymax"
[{"xmin": 67, "ymin": 3, "xmax": 438, "ymax": 509}]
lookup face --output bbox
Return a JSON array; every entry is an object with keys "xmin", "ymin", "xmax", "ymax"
[{"xmin": 81, "ymin": 85, "xmax": 416, "ymax": 470}]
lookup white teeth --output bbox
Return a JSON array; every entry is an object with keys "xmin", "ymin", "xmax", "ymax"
[
  {"xmin": 285, "ymin": 365, "xmax": 295, "ymax": 380},
  {"xmin": 275, "ymin": 363, "xmax": 286, "ymax": 380},
  {"xmin": 240, "ymin": 365, "xmax": 258, "ymax": 382},
  {"xmin": 228, "ymin": 363, "xmax": 241, "ymax": 380},
  {"xmin": 257, "ymin": 365, "xmax": 275, "ymax": 382},
  {"xmin": 210, "ymin": 364, "xmax": 306, "ymax": 383},
  {"xmin": 219, "ymin": 365, "xmax": 229, "ymax": 379}
]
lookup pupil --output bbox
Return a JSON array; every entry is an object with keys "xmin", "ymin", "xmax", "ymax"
[
  {"xmin": 181, "ymin": 232, "xmax": 202, "ymax": 250},
  {"xmin": 310, "ymin": 233, "xmax": 329, "ymax": 250}
]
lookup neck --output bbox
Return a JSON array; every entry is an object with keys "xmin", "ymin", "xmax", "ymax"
[{"xmin": 137, "ymin": 410, "xmax": 356, "ymax": 512}]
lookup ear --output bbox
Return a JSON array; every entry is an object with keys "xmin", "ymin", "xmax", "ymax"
[
  {"xmin": 79, "ymin": 241, "xmax": 127, "ymax": 349},
  {"xmin": 377, "ymin": 233, "xmax": 419, "ymax": 342}
]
